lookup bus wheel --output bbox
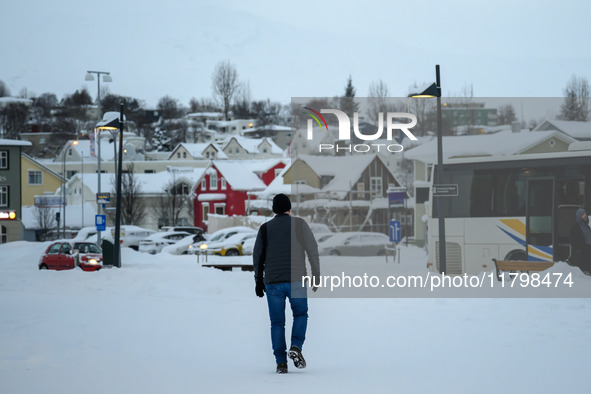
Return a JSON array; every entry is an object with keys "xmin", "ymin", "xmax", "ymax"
[{"xmin": 505, "ymin": 250, "xmax": 527, "ymax": 261}]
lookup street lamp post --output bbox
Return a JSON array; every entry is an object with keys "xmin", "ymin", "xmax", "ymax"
[
  {"xmin": 85, "ymin": 70, "xmax": 111, "ymax": 246},
  {"xmin": 96, "ymin": 110, "xmax": 125, "ymax": 268},
  {"xmin": 62, "ymin": 140, "xmax": 79, "ymax": 238},
  {"xmin": 113, "ymin": 102, "xmax": 125, "ymax": 268},
  {"xmin": 409, "ymin": 65, "xmax": 446, "ymax": 273}
]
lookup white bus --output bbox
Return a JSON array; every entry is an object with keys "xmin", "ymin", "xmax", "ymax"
[{"xmin": 427, "ymin": 147, "xmax": 590, "ymax": 275}]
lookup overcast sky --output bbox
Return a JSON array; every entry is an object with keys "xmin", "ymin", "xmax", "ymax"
[{"xmin": 1, "ymin": 0, "xmax": 589, "ymax": 112}]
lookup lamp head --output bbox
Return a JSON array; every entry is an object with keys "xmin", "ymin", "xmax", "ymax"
[
  {"xmin": 85, "ymin": 73, "xmax": 94, "ymax": 81},
  {"xmin": 408, "ymin": 82, "xmax": 440, "ymax": 98}
]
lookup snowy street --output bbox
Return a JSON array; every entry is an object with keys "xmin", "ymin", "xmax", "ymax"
[{"xmin": 1, "ymin": 241, "xmax": 591, "ymax": 393}]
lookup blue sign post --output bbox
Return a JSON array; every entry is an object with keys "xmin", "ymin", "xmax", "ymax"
[
  {"xmin": 389, "ymin": 220, "xmax": 401, "ymax": 243},
  {"xmin": 95, "ymin": 215, "xmax": 106, "ymax": 231}
]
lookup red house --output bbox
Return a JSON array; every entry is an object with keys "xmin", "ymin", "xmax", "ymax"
[{"xmin": 194, "ymin": 159, "xmax": 287, "ymax": 229}]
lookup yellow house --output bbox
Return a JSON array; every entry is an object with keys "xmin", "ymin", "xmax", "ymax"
[{"xmin": 21, "ymin": 153, "xmax": 65, "ymax": 206}]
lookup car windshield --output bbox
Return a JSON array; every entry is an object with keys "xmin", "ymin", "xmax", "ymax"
[{"xmin": 209, "ymin": 233, "xmax": 226, "ymax": 242}]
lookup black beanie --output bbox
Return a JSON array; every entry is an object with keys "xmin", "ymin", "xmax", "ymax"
[{"xmin": 272, "ymin": 193, "xmax": 292, "ymax": 214}]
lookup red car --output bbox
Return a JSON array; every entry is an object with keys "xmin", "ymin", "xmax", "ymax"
[{"xmin": 39, "ymin": 241, "xmax": 103, "ymax": 271}]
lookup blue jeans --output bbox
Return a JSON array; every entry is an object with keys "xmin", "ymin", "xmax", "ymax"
[{"xmin": 265, "ymin": 282, "xmax": 308, "ymax": 364}]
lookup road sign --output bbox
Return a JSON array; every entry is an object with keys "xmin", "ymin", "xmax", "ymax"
[
  {"xmin": 389, "ymin": 220, "xmax": 401, "ymax": 243},
  {"xmin": 95, "ymin": 215, "xmax": 106, "ymax": 231},
  {"xmin": 97, "ymin": 193, "xmax": 111, "ymax": 204},
  {"xmin": 432, "ymin": 184, "xmax": 458, "ymax": 197},
  {"xmin": 34, "ymin": 195, "xmax": 64, "ymax": 208},
  {"xmin": 388, "ymin": 191, "xmax": 405, "ymax": 208}
]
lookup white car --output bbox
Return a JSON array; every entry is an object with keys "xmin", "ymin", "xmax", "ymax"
[
  {"xmin": 317, "ymin": 232, "xmax": 393, "ymax": 257},
  {"xmin": 190, "ymin": 226, "xmax": 256, "ymax": 255},
  {"xmin": 162, "ymin": 233, "xmax": 207, "ymax": 255},
  {"xmin": 138, "ymin": 231, "xmax": 190, "ymax": 254},
  {"xmin": 111, "ymin": 225, "xmax": 156, "ymax": 250},
  {"xmin": 241, "ymin": 236, "xmax": 256, "ymax": 255}
]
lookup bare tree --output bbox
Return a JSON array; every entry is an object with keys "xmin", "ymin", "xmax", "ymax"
[
  {"xmin": 559, "ymin": 75, "xmax": 589, "ymax": 121},
  {"xmin": 108, "ymin": 163, "xmax": 146, "ymax": 225},
  {"xmin": 212, "ymin": 60, "xmax": 240, "ymax": 121},
  {"xmin": 0, "ymin": 80, "xmax": 9, "ymax": 97},
  {"xmin": 366, "ymin": 80, "xmax": 404, "ymax": 124},
  {"xmin": 155, "ymin": 174, "xmax": 186, "ymax": 228},
  {"xmin": 497, "ymin": 104, "xmax": 517, "ymax": 125},
  {"xmin": 0, "ymin": 102, "xmax": 29, "ymax": 139},
  {"xmin": 34, "ymin": 198, "xmax": 56, "ymax": 241},
  {"xmin": 157, "ymin": 95, "xmax": 181, "ymax": 119}
]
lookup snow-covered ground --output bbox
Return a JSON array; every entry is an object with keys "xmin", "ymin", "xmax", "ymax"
[{"xmin": 1, "ymin": 241, "xmax": 591, "ymax": 393}]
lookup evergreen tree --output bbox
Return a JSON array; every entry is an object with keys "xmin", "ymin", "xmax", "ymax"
[
  {"xmin": 339, "ymin": 75, "xmax": 359, "ymax": 118},
  {"xmin": 559, "ymin": 75, "xmax": 589, "ymax": 121},
  {"xmin": 150, "ymin": 125, "xmax": 172, "ymax": 151}
]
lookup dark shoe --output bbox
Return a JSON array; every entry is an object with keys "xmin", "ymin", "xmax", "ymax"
[
  {"xmin": 276, "ymin": 363, "xmax": 288, "ymax": 374},
  {"xmin": 288, "ymin": 346, "xmax": 306, "ymax": 369}
]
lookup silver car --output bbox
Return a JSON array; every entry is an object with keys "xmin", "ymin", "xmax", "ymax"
[{"xmin": 317, "ymin": 232, "xmax": 393, "ymax": 257}]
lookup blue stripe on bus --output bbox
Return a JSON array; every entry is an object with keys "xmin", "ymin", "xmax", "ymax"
[{"xmin": 497, "ymin": 226, "xmax": 526, "ymax": 247}]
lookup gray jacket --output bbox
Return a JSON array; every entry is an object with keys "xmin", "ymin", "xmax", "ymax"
[{"xmin": 253, "ymin": 214, "xmax": 320, "ymax": 284}]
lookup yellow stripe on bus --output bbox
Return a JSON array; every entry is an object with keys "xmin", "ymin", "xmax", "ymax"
[
  {"xmin": 500, "ymin": 219, "xmax": 526, "ymax": 236},
  {"xmin": 527, "ymin": 245, "xmax": 552, "ymax": 261}
]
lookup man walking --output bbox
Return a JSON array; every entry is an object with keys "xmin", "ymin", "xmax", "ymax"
[{"xmin": 253, "ymin": 193, "xmax": 320, "ymax": 374}]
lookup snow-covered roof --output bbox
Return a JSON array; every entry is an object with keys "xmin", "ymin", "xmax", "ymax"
[
  {"xmin": 22, "ymin": 203, "xmax": 97, "ymax": 230},
  {"xmin": 0, "ymin": 138, "xmax": 32, "ymax": 147},
  {"xmin": 534, "ymin": 119, "xmax": 591, "ymax": 140},
  {"xmin": 222, "ymin": 136, "xmax": 283, "ymax": 155},
  {"xmin": 403, "ymin": 129, "xmax": 576, "ymax": 164},
  {"xmin": 242, "ymin": 124, "xmax": 294, "ymax": 134},
  {"xmin": 297, "ymin": 154, "xmax": 377, "ymax": 192},
  {"xmin": 170, "ymin": 142, "xmax": 228, "ymax": 159},
  {"xmin": 210, "ymin": 161, "xmax": 267, "ymax": 191},
  {"xmin": 0, "ymin": 97, "xmax": 33, "ymax": 106},
  {"xmin": 67, "ymin": 167, "xmax": 206, "ymax": 195}
]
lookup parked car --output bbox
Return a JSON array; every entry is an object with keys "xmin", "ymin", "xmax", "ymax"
[
  {"xmin": 308, "ymin": 223, "xmax": 332, "ymax": 237},
  {"xmin": 317, "ymin": 232, "xmax": 393, "ymax": 257},
  {"xmin": 138, "ymin": 231, "xmax": 190, "ymax": 254},
  {"xmin": 205, "ymin": 232, "xmax": 257, "ymax": 256},
  {"xmin": 39, "ymin": 241, "xmax": 103, "ymax": 271},
  {"xmin": 241, "ymin": 236, "xmax": 256, "ymax": 255},
  {"xmin": 189, "ymin": 226, "xmax": 256, "ymax": 254},
  {"xmin": 161, "ymin": 233, "xmax": 207, "ymax": 255},
  {"xmin": 73, "ymin": 226, "xmax": 98, "ymax": 242},
  {"xmin": 111, "ymin": 225, "xmax": 156, "ymax": 250},
  {"xmin": 160, "ymin": 226, "xmax": 205, "ymax": 236}
]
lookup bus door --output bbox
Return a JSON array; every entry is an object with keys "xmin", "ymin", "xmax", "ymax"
[{"xmin": 525, "ymin": 178, "xmax": 555, "ymax": 261}]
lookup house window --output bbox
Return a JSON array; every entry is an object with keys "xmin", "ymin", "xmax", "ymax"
[
  {"xmin": 210, "ymin": 172, "xmax": 218, "ymax": 189},
  {"xmin": 0, "ymin": 151, "xmax": 8, "ymax": 169},
  {"xmin": 370, "ymin": 177, "xmax": 383, "ymax": 197},
  {"xmin": 214, "ymin": 203, "xmax": 225, "ymax": 215},
  {"xmin": 357, "ymin": 182, "xmax": 365, "ymax": 198},
  {"xmin": 0, "ymin": 225, "xmax": 6, "ymax": 244},
  {"xmin": 426, "ymin": 164, "xmax": 433, "ymax": 182},
  {"xmin": 202, "ymin": 204, "xmax": 210, "ymax": 221},
  {"xmin": 66, "ymin": 170, "xmax": 77, "ymax": 179},
  {"xmin": 0, "ymin": 186, "xmax": 8, "ymax": 207},
  {"xmin": 183, "ymin": 152, "xmax": 187, "ymax": 158},
  {"xmin": 201, "ymin": 178, "xmax": 206, "ymax": 190},
  {"xmin": 295, "ymin": 180, "xmax": 307, "ymax": 185},
  {"xmin": 28, "ymin": 170, "xmax": 43, "ymax": 185},
  {"xmin": 177, "ymin": 152, "xmax": 181, "ymax": 159},
  {"xmin": 144, "ymin": 170, "xmax": 155, "ymax": 173},
  {"xmin": 221, "ymin": 177, "xmax": 227, "ymax": 190}
]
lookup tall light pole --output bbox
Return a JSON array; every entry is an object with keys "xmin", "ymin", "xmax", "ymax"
[
  {"xmin": 409, "ymin": 65, "xmax": 446, "ymax": 273},
  {"xmin": 85, "ymin": 70, "xmax": 111, "ymax": 246},
  {"xmin": 62, "ymin": 140, "xmax": 79, "ymax": 238},
  {"xmin": 96, "ymin": 111, "xmax": 125, "ymax": 267}
]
